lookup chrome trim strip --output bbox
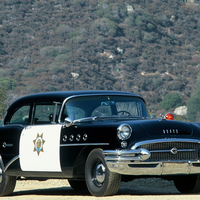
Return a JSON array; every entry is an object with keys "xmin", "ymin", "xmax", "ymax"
[
  {"xmin": 150, "ymin": 149, "xmax": 196, "ymax": 153},
  {"xmin": 4, "ymin": 155, "xmax": 19, "ymax": 172},
  {"xmin": 132, "ymin": 138, "xmax": 200, "ymax": 150},
  {"xmin": 60, "ymin": 143, "xmax": 109, "ymax": 147},
  {"xmin": 0, "ymin": 155, "xmax": 4, "ymax": 183},
  {"xmin": 103, "ymin": 148, "xmax": 151, "ymax": 162},
  {"xmin": 0, "ymin": 155, "xmax": 5, "ymax": 171}
]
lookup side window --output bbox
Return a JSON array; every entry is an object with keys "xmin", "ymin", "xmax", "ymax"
[
  {"xmin": 34, "ymin": 103, "xmax": 55, "ymax": 124},
  {"xmin": 9, "ymin": 104, "xmax": 30, "ymax": 125}
]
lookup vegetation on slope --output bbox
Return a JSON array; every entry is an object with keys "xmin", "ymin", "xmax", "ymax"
[{"xmin": 0, "ymin": 0, "xmax": 200, "ymax": 120}]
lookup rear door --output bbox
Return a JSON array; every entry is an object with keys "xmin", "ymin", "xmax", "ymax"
[{"xmin": 0, "ymin": 103, "xmax": 31, "ymax": 165}]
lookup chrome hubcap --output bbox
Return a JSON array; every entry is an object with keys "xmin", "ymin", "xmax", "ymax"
[{"xmin": 95, "ymin": 163, "xmax": 105, "ymax": 185}]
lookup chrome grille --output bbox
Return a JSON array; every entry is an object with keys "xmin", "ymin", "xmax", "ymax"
[{"xmin": 138, "ymin": 142, "xmax": 200, "ymax": 162}]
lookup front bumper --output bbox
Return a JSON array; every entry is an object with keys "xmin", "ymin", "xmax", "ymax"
[{"xmin": 103, "ymin": 149, "xmax": 200, "ymax": 176}]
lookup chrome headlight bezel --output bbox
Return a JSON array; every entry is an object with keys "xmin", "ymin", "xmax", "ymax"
[{"xmin": 117, "ymin": 124, "xmax": 132, "ymax": 140}]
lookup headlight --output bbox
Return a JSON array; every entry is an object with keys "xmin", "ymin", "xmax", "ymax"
[{"xmin": 117, "ymin": 124, "xmax": 132, "ymax": 140}]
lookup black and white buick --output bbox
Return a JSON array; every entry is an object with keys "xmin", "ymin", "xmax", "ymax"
[{"xmin": 1, "ymin": 90, "xmax": 200, "ymax": 196}]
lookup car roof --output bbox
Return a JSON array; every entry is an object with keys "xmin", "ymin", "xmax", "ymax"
[{"xmin": 8, "ymin": 90, "xmax": 145, "ymax": 111}]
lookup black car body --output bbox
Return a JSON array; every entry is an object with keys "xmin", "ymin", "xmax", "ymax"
[{"xmin": 1, "ymin": 90, "xmax": 200, "ymax": 196}]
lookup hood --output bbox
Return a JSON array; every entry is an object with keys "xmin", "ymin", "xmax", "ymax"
[{"xmin": 132, "ymin": 119, "xmax": 193, "ymax": 138}]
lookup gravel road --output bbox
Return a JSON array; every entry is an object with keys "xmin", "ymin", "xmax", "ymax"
[{"xmin": 1, "ymin": 178, "xmax": 200, "ymax": 200}]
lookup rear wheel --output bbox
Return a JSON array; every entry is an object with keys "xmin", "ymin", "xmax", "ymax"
[
  {"xmin": 0, "ymin": 171, "xmax": 16, "ymax": 196},
  {"xmin": 174, "ymin": 175, "xmax": 200, "ymax": 193},
  {"xmin": 85, "ymin": 148, "xmax": 121, "ymax": 196},
  {"xmin": 68, "ymin": 179, "xmax": 87, "ymax": 190}
]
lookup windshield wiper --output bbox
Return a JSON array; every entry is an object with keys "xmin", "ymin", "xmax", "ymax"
[
  {"xmin": 73, "ymin": 115, "xmax": 144, "ymax": 123},
  {"xmin": 73, "ymin": 116, "xmax": 98, "ymax": 123}
]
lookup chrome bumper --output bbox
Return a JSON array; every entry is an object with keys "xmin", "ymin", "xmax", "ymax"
[{"xmin": 103, "ymin": 149, "xmax": 200, "ymax": 176}]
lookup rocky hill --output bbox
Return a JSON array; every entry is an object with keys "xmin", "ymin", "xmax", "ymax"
[{"xmin": 0, "ymin": 0, "xmax": 200, "ymax": 115}]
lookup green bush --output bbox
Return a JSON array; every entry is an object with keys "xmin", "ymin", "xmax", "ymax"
[
  {"xmin": 125, "ymin": 59, "xmax": 136, "ymax": 67},
  {"xmin": 93, "ymin": 18, "xmax": 117, "ymax": 37},
  {"xmin": 40, "ymin": 46, "xmax": 70, "ymax": 58},
  {"xmin": 160, "ymin": 93, "xmax": 182, "ymax": 110},
  {"xmin": 187, "ymin": 90, "xmax": 200, "ymax": 121},
  {"xmin": 0, "ymin": 69, "xmax": 10, "ymax": 78},
  {"xmin": 147, "ymin": 23, "xmax": 156, "ymax": 31},
  {"xmin": 96, "ymin": 2, "xmax": 127, "ymax": 23},
  {"xmin": 23, "ymin": 71, "xmax": 36, "ymax": 77},
  {"xmin": 26, "ymin": 86, "xmax": 39, "ymax": 94},
  {"xmin": 55, "ymin": 54, "xmax": 71, "ymax": 62},
  {"xmin": 45, "ymin": 84, "xmax": 60, "ymax": 92},
  {"xmin": 135, "ymin": 15, "xmax": 148, "ymax": 27},
  {"xmin": 97, "ymin": 7, "xmax": 104, "ymax": 17},
  {"xmin": 72, "ymin": 0, "xmax": 85, "ymax": 6},
  {"xmin": 144, "ymin": 32, "xmax": 155, "ymax": 43},
  {"xmin": 35, "ymin": 68, "xmax": 47, "ymax": 73},
  {"xmin": 56, "ymin": 24, "xmax": 72, "ymax": 36},
  {"xmin": 5, "ymin": 0, "xmax": 20, "ymax": 5},
  {"xmin": 0, "ymin": 77, "xmax": 16, "ymax": 90},
  {"xmin": 49, "ymin": 63, "xmax": 66, "ymax": 73},
  {"xmin": 0, "ymin": 86, "xmax": 7, "ymax": 120}
]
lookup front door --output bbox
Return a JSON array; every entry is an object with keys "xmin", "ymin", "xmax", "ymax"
[{"xmin": 19, "ymin": 124, "xmax": 62, "ymax": 172}]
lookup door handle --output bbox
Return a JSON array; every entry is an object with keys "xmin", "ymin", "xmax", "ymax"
[{"xmin": 2, "ymin": 142, "xmax": 13, "ymax": 148}]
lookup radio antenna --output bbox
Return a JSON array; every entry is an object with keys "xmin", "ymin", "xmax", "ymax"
[
  {"xmin": 70, "ymin": 23, "xmax": 79, "ymax": 90},
  {"xmin": 72, "ymin": 23, "xmax": 75, "ymax": 90}
]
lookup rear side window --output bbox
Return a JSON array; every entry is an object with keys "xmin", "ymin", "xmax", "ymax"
[{"xmin": 9, "ymin": 104, "xmax": 30, "ymax": 125}]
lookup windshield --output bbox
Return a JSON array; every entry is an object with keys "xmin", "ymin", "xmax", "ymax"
[{"xmin": 60, "ymin": 95, "xmax": 149, "ymax": 121}]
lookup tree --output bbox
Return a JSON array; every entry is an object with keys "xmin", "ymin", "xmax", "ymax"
[
  {"xmin": 0, "ymin": 87, "xmax": 7, "ymax": 121},
  {"xmin": 187, "ymin": 90, "xmax": 200, "ymax": 122},
  {"xmin": 187, "ymin": 74, "xmax": 200, "ymax": 122},
  {"xmin": 160, "ymin": 93, "xmax": 182, "ymax": 111}
]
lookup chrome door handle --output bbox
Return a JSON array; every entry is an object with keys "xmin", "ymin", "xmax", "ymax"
[{"xmin": 2, "ymin": 142, "xmax": 13, "ymax": 148}]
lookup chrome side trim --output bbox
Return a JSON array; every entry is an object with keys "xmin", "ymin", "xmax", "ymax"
[
  {"xmin": 132, "ymin": 138, "xmax": 200, "ymax": 150},
  {"xmin": 0, "ymin": 155, "xmax": 5, "ymax": 171},
  {"xmin": 103, "ymin": 148, "xmax": 151, "ymax": 162},
  {"xmin": 0, "ymin": 155, "xmax": 4, "ymax": 183},
  {"xmin": 60, "ymin": 143, "xmax": 109, "ymax": 147}
]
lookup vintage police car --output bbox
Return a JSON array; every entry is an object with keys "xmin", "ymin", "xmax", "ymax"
[{"xmin": 1, "ymin": 90, "xmax": 200, "ymax": 196}]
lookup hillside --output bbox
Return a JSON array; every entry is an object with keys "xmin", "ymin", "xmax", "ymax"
[{"xmin": 0, "ymin": 0, "xmax": 200, "ymax": 115}]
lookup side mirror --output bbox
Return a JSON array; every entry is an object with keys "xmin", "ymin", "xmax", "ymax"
[
  {"xmin": 151, "ymin": 114, "xmax": 156, "ymax": 119},
  {"xmin": 64, "ymin": 117, "xmax": 73, "ymax": 127}
]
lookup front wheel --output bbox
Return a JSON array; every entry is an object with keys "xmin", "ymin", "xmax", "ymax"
[
  {"xmin": 174, "ymin": 175, "xmax": 200, "ymax": 193},
  {"xmin": 85, "ymin": 148, "xmax": 121, "ymax": 196}
]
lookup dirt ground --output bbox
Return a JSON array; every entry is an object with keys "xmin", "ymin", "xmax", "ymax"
[{"xmin": 1, "ymin": 178, "xmax": 200, "ymax": 200}]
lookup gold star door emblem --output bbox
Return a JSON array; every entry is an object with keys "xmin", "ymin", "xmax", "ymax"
[{"xmin": 33, "ymin": 133, "xmax": 45, "ymax": 156}]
